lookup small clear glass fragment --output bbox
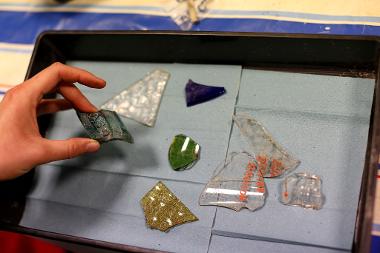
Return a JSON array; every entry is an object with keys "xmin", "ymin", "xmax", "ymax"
[
  {"xmin": 101, "ymin": 69, "xmax": 170, "ymax": 127},
  {"xmin": 141, "ymin": 181, "xmax": 198, "ymax": 232},
  {"xmin": 165, "ymin": 0, "xmax": 213, "ymax": 30},
  {"xmin": 199, "ymin": 152, "xmax": 267, "ymax": 211},
  {"xmin": 77, "ymin": 109, "xmax": 133, "ymax": 143},
  {"xmin": 280, "ymin": 172, "xmax": 324, "ymax": 210},
  {"xmin": 233, "ymin": 114, "xmax": 300, "ymax": 177}
]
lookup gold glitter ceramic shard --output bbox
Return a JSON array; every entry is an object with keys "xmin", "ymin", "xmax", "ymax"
[
  {"xmin": 101, "ymin": 69, "xmax": 170, "ymax": 127},
  {"xmin": 140, "ymin": 181, "xmax": 198, "ymax": 232}
]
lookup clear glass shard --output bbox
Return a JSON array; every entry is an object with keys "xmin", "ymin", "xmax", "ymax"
[
  {"xmin": 101, "ymin": 69, "xmax": 170, "ymax": 127},
  {"xmin": 280, "ymin": 172, "xmax": 324, "ymax": 210},
  {"xmin": 165, "ymin": 0, "xmax": 212, "ymax": 30},
  {"xmin": 185, "ymin": 79, "xmax": 226, "ymax": 107},
  {"xmin": 141, "ymin": 181, "xmax": 198, "ymax": 232},
  {"xmin": 77, "ymin": 109, "xmax": 133, "ymax": 143},
  {"xmin": 233, "ymin": 114, "xmax": 300, "ymax": 177},
  {"xmin": 199, "ymin": 152, "xmax": 267, "ymax": 212}
]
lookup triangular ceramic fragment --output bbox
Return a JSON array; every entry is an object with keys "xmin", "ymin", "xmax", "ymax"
[{"xmin": 101, "ymin": 69, "xmax": 170, "ymax": 127}]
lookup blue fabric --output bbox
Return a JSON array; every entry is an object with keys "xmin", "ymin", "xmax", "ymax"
[
  {"xmin": 197, "ymin": 18, "xmax": 380, "ymax": 36},
  {"xmin": 1, "ymin": 11, "xmax": 380, "ymax": 44},
  {"xmin": 371, "ymin": 235, "xmax": 380, "ymax": 253},
  {"xmin": 0, "ymin": 11, "xmax": 177, "ymax": 44}
]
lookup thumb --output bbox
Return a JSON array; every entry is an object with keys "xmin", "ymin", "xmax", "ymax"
[{"xmin": 42, "ymin": 138, "xmax": 100, "ymax": 163}]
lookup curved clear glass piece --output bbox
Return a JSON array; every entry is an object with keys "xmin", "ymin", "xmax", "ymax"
[
  {"xmin": 280, "ymin": 172, "xmax": 324, "ymax": 210},
  {"xmin": 199, "ymin": 152, "xmax": 266, "ymax": 212},
  {"xmin": 101, "ymin": 69, "xmax": 170, "ymax": 127},
  {"xmin": 233, "ymin": 114, "xmax": 300, "ymax": 177}
]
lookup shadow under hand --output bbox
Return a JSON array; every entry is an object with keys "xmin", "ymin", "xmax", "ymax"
[
  {"xmin": 55, "ymin": 127, "xmax": 160, "ymax": 177},
  {"xmin": 22, "ymin": 117, "xmax": 161, "ymax": 236},
  {"xmin": 25, "ymin": 133, "xmax": 134, "ymax": 236}
]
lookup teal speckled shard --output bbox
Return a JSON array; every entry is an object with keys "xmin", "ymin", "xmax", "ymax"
[
  {"xmin": 77, "ymin": 109, "xmax": 133, "ymax": 143},
  {"xmin": 169, "ymin": 134, "xmax": 200, "ymax": 171}
]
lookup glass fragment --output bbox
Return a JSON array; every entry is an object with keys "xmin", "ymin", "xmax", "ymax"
[
  {"xmin": 101, "ymin": 69, "xmax": 170, "ymax": 127},
  {"xmin": 77, "ymin": 109, "xmax": 133, "ymax": 143},
  {"xmin": 141, "ymin": 181, "xmax": 198, "ymax": 232},
  {"xmin": 165, "ymin": 0, "xmax": 212, "ymax": 30},
  {"xmin": 168, "ymin": 134, "xmax": 200, "ymax": 171},
  {"xmin": 185, "ymin": 79, "xmax": 226, "ymax": 107},
  {"xmin": 198, "ymin": 0, "xmax": 213, "ymax": 13},
  {"xmin": 199, "ymin": 152, "xmax": 267, "ymax": 211},
  {"xmin": 233, "ymin": 114, "xmax": 300, "ymax": 177},
  {"xmin": 280, "ymin": 172, "xmax": 324, "ymax": 210}
]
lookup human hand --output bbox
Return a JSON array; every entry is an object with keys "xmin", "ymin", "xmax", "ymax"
[{"xmin": 0, "ymin": 62, "xmax": 106, "ymax": 180}]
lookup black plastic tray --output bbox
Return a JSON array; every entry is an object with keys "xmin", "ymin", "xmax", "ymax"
[{"xmin": 0, "ymin": 31, "xmax": 379, "ymax": 253}]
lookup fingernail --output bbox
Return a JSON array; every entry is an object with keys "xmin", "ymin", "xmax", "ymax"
[
  {"xmin": 86, "ymin": 140, "xmax": 100, "ymax": 152},
  {"xmin": 98, "ymin": 77, "xmax": 106, "ymax": 84},
  {"xmin": 90, "ymin": 104, "xmax": 99, "ymax": 112}
]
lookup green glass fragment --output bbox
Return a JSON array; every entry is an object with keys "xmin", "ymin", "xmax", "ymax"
[{"xmin": 168, "ymin": 134, "xmax": 200, "ymax": 171}]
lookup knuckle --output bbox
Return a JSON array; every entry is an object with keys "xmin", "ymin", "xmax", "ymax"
[
  {"xmin": 66, "ymin": 142, "xmax": 79, "ymax": 158},
  {"xmin": 3, "ymin": 85, "xmax": 37, "ymax": 107},
  {"xmin": 32, "ymin": 146, "xmax": 46, "ymax": 163},
  {"xmin": 3, "ymin": 87, "xmax": 18, "ymax": 101},
  {"xmin": 51, "ymin": 62, "xmax": 63, "ymax": 68},
  {"xmin": 23, "ymin": 139, "xmax": 46, "ymax": 165}
]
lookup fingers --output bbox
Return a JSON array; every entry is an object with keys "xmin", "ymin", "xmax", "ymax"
[
  {"xmin": 40, "ymin": 138, "xmax": 100, "ymax": 163},
  {"xmin": 37, "ymin": 83, "xmax": 99, "ymax": 115},
  {"xmin": 58, "ymin": 82, "xmax": 98, "ymax": 112},
  {"xmin": 37, "ymin": 99, "xmax": 73, "ymax": 116},
  {"xmin": 27, "ymin": 62, "xmax": 106, "ymax": 97}
]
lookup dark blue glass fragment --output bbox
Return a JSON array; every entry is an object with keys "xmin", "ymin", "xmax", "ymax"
[{"xmin": 185, "ymin": 79, "xmax": 226, "ymax": 107}]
